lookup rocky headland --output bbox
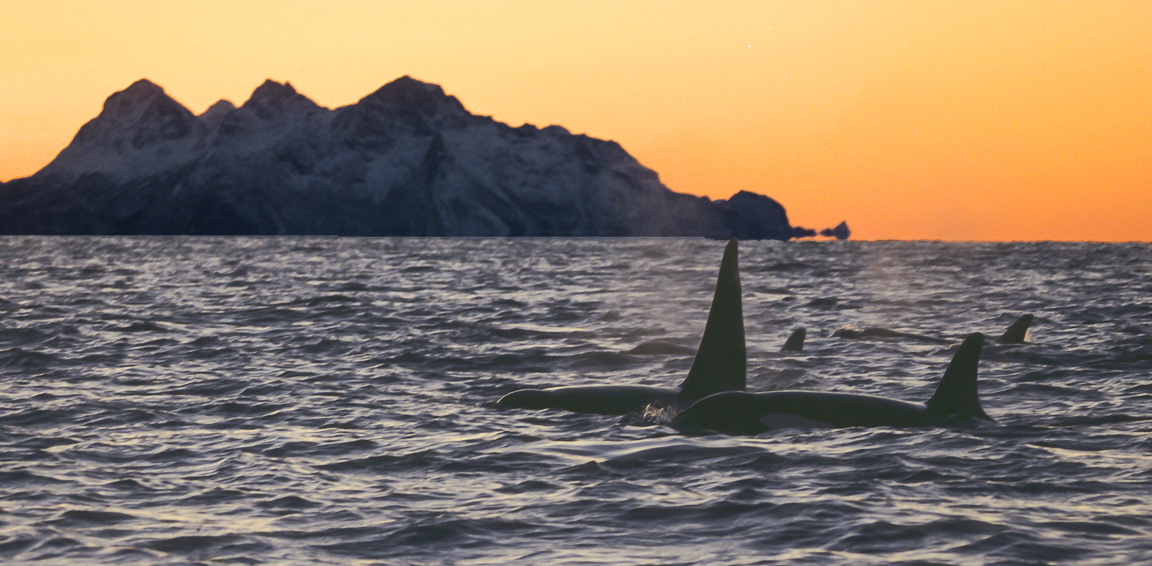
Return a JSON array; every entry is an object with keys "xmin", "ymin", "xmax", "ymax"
[{"xmin": 0, "ymin": 77, "xmax": 847, "ymax": 238}]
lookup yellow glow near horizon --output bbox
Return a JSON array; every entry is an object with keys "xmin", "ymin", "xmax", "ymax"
[{"xmin": 2, "ymin": 1, "xmax": 1150, "ymax": 240}]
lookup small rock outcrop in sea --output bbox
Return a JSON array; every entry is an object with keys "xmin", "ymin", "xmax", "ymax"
[
  {"xmin": 0, "ymin": 77, "xmax": 821, "ymax": 238},
  {"xmin": 821, "ymin": 221, "xmax": 851, "ymax": 240},
  {"xmin": 791, "ymin": 226, "xmax": 817, "ymax": 239},
  {"xmin": 790, "ymin": 221, "xmax": 851, "ymax": 240}
]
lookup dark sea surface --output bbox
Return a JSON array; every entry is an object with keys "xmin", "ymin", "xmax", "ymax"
[{"xmin": 1, "ymin": 237, "xmax": 1150, "ymax": 565}]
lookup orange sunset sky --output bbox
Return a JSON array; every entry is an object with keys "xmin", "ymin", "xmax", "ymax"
[{"xmin": 2, "ymin": 1, "xmax": 1150, "ymax": 240}]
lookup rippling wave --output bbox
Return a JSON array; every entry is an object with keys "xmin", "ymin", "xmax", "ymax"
[{"xmin": 1, "ymin": 237, "xmax": 1150, "ymax": 564}]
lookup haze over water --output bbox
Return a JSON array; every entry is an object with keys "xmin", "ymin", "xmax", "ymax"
[{"xmin": 1, "ymin": 237, "xmax": 1150, "ymax": 563}]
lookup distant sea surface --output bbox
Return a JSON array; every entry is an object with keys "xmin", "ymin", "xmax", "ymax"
[{"xmin": 1, "ymin": 237, "xmax": 1150, "ymax": 565}]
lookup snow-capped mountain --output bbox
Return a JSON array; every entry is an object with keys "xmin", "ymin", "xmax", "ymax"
[{"xmin": 0, "ymin": 77, "xmax": 811, "ymax": 238}]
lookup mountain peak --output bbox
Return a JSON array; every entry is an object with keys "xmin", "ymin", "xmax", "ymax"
[
  {"xmin": 66, "ymin": 78, "xmax": 195, "ymax": 150},
  {"xmin": 359, "ymin": 75, "xmax": 468, "ymax": 117},
  {"xmin": 248, "ymin": 79, "xmax": 298, "ymax": 103},
  {"xmin": 200, "ymin": 99, "xmax": 237, "ymax": 123},
  {"xmin": 122, "ymin": 78, "xmax": 165, "ymax": 97},
  {"xmin": 203, "ymin": 99, "xmax": 236, "ymax": 115},
  {"xmin": 241, "ymin": 79, "xmax": 320, "ymax": 119},
  {"xmin": 379, "ymin": 75, "xmax": 441, "ymax": 96},
  {"xmin": 98, "ymin": 78, "xmax": 175, "ymax": 117}
]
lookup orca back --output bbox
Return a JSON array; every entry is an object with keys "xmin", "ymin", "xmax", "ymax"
[
  {"xmin": 926, "ymin": 333, "xmax": 989, "ymax": 420},
  {"xmin": 996, "ymin": 314, "xmax": 1033, "ymax": 344},
  {"xmin": 781, "ymin": 327, "xmax": 806, "ymax": 352},
  {"xmin": 679, "ymin": 238, "xmax": 746, "ymax": 400}
]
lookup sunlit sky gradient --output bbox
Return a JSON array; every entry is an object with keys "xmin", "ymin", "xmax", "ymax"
[{"xmin": 2, "ymin": 1, "xmax": 1150, "ymax": 240}]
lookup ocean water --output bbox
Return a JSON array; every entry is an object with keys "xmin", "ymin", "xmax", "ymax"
[{"xmin": 1, "ymin": 237, "xmax": 1150, "ymax": 565}]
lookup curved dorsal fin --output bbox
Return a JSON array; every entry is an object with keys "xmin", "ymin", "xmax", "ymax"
[
  {"xmin": 926, "ymin": 333, "xmax": 989, "ymax": 419},
  {"xmin": 679, "ymin": 239, "xmax": 746, "ymax": 400},
  {"xmin": 781, "ymin": 327, "xmax": 806, "ymax": 352},
  {"xmin": 996, "ymin": 314, "xmax": 1033, "ymax": 344}
]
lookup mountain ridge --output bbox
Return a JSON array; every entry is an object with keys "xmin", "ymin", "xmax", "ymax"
[{"xmin": 0, "ymin": 77, "xmax": 845, "ymax": 238}]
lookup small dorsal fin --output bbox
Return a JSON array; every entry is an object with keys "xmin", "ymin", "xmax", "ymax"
[
  {"xmin": 926, "ymin": 333, "xmax": 989, "ymax": 420},
  {"xmin": 781, "ymin": 327, "xmax": 806, "ymax": 352},
  {"xmin": 679, "ymin": 238, "xmax": 746, "ymax": 400},
  {"xmin": 996, "ymin": 314, "xmax": 1033, "ymax": 344}
]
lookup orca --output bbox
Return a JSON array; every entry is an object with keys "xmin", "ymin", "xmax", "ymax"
[
  {"xmin": 832, "ymin": 315, "xmax": 1033, "ymax": 346},
  {"xmin": 672, "ymin": 333, "xmax": 989, "ymax": 435},
  {"xmin": 831, "ymin": 326, "xmax": 952, "ymax": 344},
  {"xmin": 625, "ymin": 341, "xmax": 697, "ymax": 356},
  {"xmin": 498, "ymin": 238, "xmax": 745, "ymax": 415},
  {"xmin": 633, "ymin": 327, "xmax": 803, "ymax": 356},
  {"xmin": 780, "ymin": 327, "xmax": 806, "ymax": 352},
  {"xmin": 995, "ymin": 314, "xmax": 1033, "ymax": 344}
]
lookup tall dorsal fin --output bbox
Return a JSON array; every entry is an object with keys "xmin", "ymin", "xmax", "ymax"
[
  {"xmin": 679, "ymin": 238, "xmax": 746, "ymax": 400},
  {"xmin": 926, "ymin": 333, "xmax": 989, "ymax": 420},
  {"xmin": 996, "ymin": 314, "xmax": 1033, "ymax": 344},
  {"xmin": 781, "ymin": 327, "xmax": 806, "ymax": 352}
]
